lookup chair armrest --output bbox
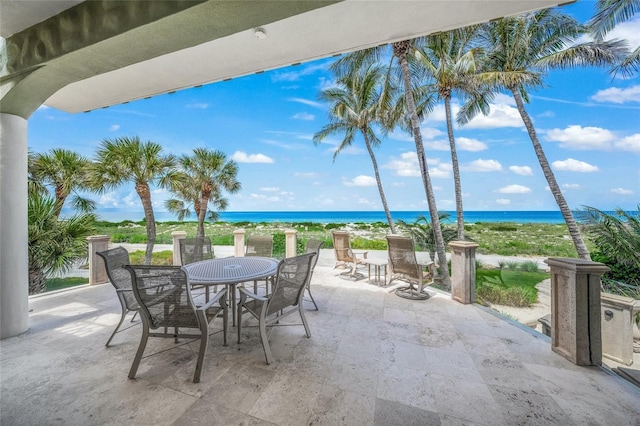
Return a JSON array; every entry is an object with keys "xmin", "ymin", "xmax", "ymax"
[
  {"xmin": 115, "ymin": 288, "xmax": 132, "ymax": 293},
  {"xmin": 196, "ymin": 288, "xmax": 228, "ymax": 311},
  {"xmin": 238, "ymin": 286, "xmax": 268, "ymax": 302}
]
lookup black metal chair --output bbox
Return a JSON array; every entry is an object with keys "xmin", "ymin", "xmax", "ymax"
[
  {"xmin": 179, "ymin": 237, "xmax": 214, "ymax": 265},
  {"xmin": 245, "ymin": 235, "xmax": 274, "ymax": 294},
  {"xmin": 304, "ymin": 239, "xmax": 324, "ymax": 310},
  {"xmin": 125, "ymin": 265, "xmax": 228, "ymax": 383}
]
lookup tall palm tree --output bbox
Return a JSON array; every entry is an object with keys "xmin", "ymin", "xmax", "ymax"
[
  {"xmin": 30, "ymin": 148, "xmax": 95, "ymax": 217},
  {"xmin": 460, "ymin": 9, "xmax": 627, "ymax": 260},
  {"xmin": 414, "ymin": 26, "xmax": 487, "ymax": 240},
  {"xmin": 314, "ymin": 64, "xmax": 397, "ymax": 234},
  {"xmin": 91, "ymin": 136, "xmax": 176, "ymax": 264},
  {"xmin": 588, "ymin": 0, "xmax": 639, "ymax": 77},
  {"xmin": 167, "ymin": 148, "xmax": 240, "ymax": 238}
]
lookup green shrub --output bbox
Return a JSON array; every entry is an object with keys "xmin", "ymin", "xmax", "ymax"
[
  {"xmin": 520, "ymin": 260, "xmax": 541, "ymax": 273},
  {"xmin": 46, "ymin": 277, "xmax": 89, "ymax": 292},
  {"xmin": 128, "ymin": 234, "xmax": 147, "ymax": 244},
  {"xmin": 505, "ymin": 261, "xmax": 520, "ymax": 271},
  {"xmin": 129, "ymin": 250, "xmax": 173, "ymax": 265},
  {"xmin": 489, "ymin": 224, "xmax": 518, "ymax": 232}
]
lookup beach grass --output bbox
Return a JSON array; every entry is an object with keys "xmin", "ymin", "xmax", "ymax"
[
  {"xmin": 46, "ymin": 277, "xmax": 89, "ymax": 291},
  {"xmin": 476, "ymin": 269, "xmax": 548, "ymax": 307}
]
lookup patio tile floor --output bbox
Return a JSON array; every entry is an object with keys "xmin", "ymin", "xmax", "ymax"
[{"xmin": 1, "ymin": 250, "xmax": 639, "ymax": 425}]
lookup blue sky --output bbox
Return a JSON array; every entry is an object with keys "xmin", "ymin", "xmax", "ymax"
[{"xmin": 29, "ymin": 1, "xmax": 639, "ymax": 220}]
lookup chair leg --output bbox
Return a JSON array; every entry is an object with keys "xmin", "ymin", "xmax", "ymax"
[
  {"xmin": 259, "ymin": 320, "xmax": 273, "ymax": 365},
  {"xmin": 193, "ymin": 329, "xmax": 209, "ymax": 383},
  {"xmin": 128, "ymin": 324, "xmax": 149, "ymax": 379},
  {"xmin": 237, "ymin": 303, "xmax": 243, "ymax": 344},
  {"xmin": 299, "ymin": 304, "xmax": 311, "ymax": 338},
  {"xmin": 106, "ymin": 308, "xmax": 127, "ymax": 347},
  {"xmin": 306, "ymin": 285, "xmax": 318, "ymax": 311},
  {"xmin": 222, "ymin": 305, "xmax": 228, "ymax": 346}
]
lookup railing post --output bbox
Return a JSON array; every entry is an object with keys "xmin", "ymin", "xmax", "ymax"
[
  {"xmin": 448, "ymin": 241, "xmax": 479, "ymax": 304},
  {"xmin": 234, "ymin": 229, "xmax": 245, "ymax": 257},
  {"xmin": 285, "ymin": 229, "xmax": 297, "ymax": 258},
  {"xmin": 171, "ymin": 231, "xmax": 187, "ymax": 266},
  {"xmin": 87, "ymin": 235, "xmax": 110, "ymax": 285},
  {"xmin": 600, "ymin": 293, "xmax": 639, "ymax": 366},
  {"xmin": 545, "ymin": 258, "xmax": 609, "ymax": 366}
]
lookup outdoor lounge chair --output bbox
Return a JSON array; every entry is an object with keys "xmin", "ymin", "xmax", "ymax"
[
  {"xmin": 304, "ymin": 238, "xmax": 324, "ymax": 310},
  {"xmin": 179, "ymin": 237, "xmax": 214, "ymax": 265},
  {"xmin": 125, "ymin": 265, "xmax": 228, "ymax": 383},
  {"xmin": 386, "ymin": 235, "xmax": 435, "ymax": 300},
  {"xmin": 96, "ymin": 246, "xmax": 139, "ymax": 347},
  {"xmin": 245, "ymin": 235, "xmax": 274, "ymax": 293},
  {"xmin": 331, "ymin": 230, "xmax": 367, "ymax": 278},
  {"xmin": 237, "ymin": 253, "xmax": 315, "ymax": 364}
]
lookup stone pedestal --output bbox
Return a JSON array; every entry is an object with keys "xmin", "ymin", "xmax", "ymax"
[
  {"xmin": 449, "ymin": 241, "xmax": 479, "ymax": 304},
  {"xmin": 285, "ymin": 230, "xmax": 297, "ymax": 258},
  {"xmin": 171, "ymin": 231, "xmax": 187, "ymax": 266},
  {"xmin": 545, "ymin": 258, "xmax": 609, "ymax": 366},
  {"xmin": 601, "ymin": 293, "xmax": 639, "ymax": 366},
  {"xmin": 87, "ymin": 235, "xmax": 110, "ymax": 285},
  {"xmin": 233, "ymin": 229, "xmax": 246, "ymax": 257}
]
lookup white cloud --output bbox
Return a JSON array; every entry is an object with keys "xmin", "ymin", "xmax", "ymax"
[
  {"xmin": 250, "ymin": 193, "xmax": 280, "ymax": 202},
  {"xmin": 615, "ymin": 134, "xmax": 640, "ymax": 152},
  {"xmin": 562, "ymin": 183, "xmax": 581, "ymax": 190},
  {"xmin": 98, "ymin": 191, "xmax": 121, "ymax": 207},
  {"xmin": 109, "ymin": 124, "xmax": 120, "ymax": 131},
  {"xmin": 607, "ymin": 16, "xmax": 640, "ymax": 54},
  {"xmin": 496, "ymin": 198, "xmax": 511, "ymax": 205},
  {"xmin": 591, "ymin": 85, "xmax": 640, "ymax": 104},
  {"xmin": 463, "ymin": 101, "xmax": 523, "ymax": 129},
  {"xmin": 294, "ymin": 172, "xmax": 319, "ymax": 178},
  {"xmin": 611, "ymin": 187, "xmax": 634, "ymax": 195},
  {"xmin": 231, "ymin": 151, "xmax": 274, "ymax": 164},
  {"xmin": 384, "ymin": 152, "xmax": 451, "ymax": 178},
  {"xmin": 291, "ymin": 112, "xmax": 315, "ymax": 121},
  {"xmin": 122, "ymin": 191, "xmax": 139, "ymax": 208},
  {"xmin": 497, "ymin": 184, "xmax": 531, "ymax": 194},
  {"xmin": 510, "ymin": 165, "xmax": 533, "ymax": 176},
  {"xmin": 545, "ymin": 125, "xmax": 615, "ymax": 150},
  {"xmin": 272, "ymin": 63, "xmax": 327, "ymax": 82},
  {"xmin": 287, "ymin": 97, "xmax": 326, "ymax": 110},
  {"xmin": 461, "ymin": 159, "xmax": 503, "ymax": 172},
  {"xmin": 456, "ymin": 137, "xmax": 488, "ymax": 152},
  {"xmin": 186, "ymin": 103, "xmax": 208, "ymax": 109},
  {"xmin": 343, "ymin": 175, "xmax": 376, "ymax": 187},
  {"xmin": 260, "ymin": 187, "xmax": 280, "ymax": 192},
  {"xmin": 552, "ymin": 158, "xmax": 599, "ymax": 172}
]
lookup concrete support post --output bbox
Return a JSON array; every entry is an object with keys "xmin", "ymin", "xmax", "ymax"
[
  {"xmin": 87, "ymin": 235, "xmax": 110, "ymax": 285},
  {"xmin": 0, "ymin": 113, "xmax": 29, "ymax": 338},
  {"xmin": 601, "ymin": 293, "xmax": 639, "ymax": 366},
  {"xmin": 545, "ymin": 258, "xmax": 609, "ymax": 366},
  {"xmin": 285, "ymin": 230, "xmax": 297, "ymax": 258},
  {"xmin": 234, "ymin": 229, "xmax": 246, "ymax": 257},
  {"xmin": 172, "ymin": 231, "xmax": 187, "ymax": 266},
  {"xmin": 449, "ymin": 241, "xmax": 479, "ymax": 304}
]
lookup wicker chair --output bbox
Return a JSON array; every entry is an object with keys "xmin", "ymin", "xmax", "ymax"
[
  {"xmin": 125, "ymin": 265, "xmax": 228, "ymax": 383},
  {"xmin": 304, "ymin": 239, "xmax": 324, "ymax": 310},
  {"xmin": 96, "ymin": 247, "xmax": 139, "ymax": 347},
  {"xmin": 237, "ymin": 253, "xmax": 315, "ymax": 364},
  {"xmin": 331, "ymin": 230, "xmax": 367, "ymax": 278},
  {"xmin": 179, "ymin": 237, "xmax": 214, "ymax": 265},
  {"xmin": 245, "ymin": 235, "xmax": 274, "ymax": 293},
  {"xmin": 386, "ymin": 235, "xmax": 435, "ymax": 300}
]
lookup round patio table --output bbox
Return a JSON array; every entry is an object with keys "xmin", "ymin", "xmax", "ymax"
[{"xmin": 183, "ymin": 256, "xmax": 279, "ymax": 326}]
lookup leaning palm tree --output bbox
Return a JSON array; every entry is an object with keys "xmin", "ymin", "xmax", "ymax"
[
  {"xmin": 314, "ymin": 63, "xmax": 397, "ymax": 234},
  {"xmin": 91, "ymin": 136, "xmax": 176, "ymax": 264},
  {"xmin": 30, "ymin": 148, "xmax": 95, "ymax": 218},
  {"xmin": 414, "ymin": 26, "xmax": 487, "ymax": 240},
  {"xmin": 460, "ymin": 9, "xmax": 627, "ymax": 260},
  {"xmin": 168, "ymin": 148, "xmax": 240, "ymax": 238}
]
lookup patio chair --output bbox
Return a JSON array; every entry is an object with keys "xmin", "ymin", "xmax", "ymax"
[
  {"xmin": 125, "ymin": 265, "xmax": 228, "ymax": 383},
  {"xmin": 245, "ymin": 235, "xmax": 274, "ymax": 294},
  {"xmin": 386, "ymin": 235, "xmax": 435, "ymax": 300},
  {"xmin": 331, "ymin": 230, "xmax": 367, "ymax": 278},
  {"xmin": 96, "ymin": 246, "xmax": 139, "ymax": 347},
  {"xmin": 304, "ymin": 238, "xmax": 324, "ymax": 310},
  {"xmin": 179, "ymin": 237, "xmax": 214, "ymax": 265},
  {"xmin": 237, "ymin": 252, "xmax": 315, "ymax": 364}
]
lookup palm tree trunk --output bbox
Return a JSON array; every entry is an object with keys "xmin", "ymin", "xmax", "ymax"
[
  {"xmin": 393, "ymin": 41, "xmax": 451, "ymax": 289},
  {"xmin": 29, "ymin": 268, "xmax": 47, "ymax": 294},
  {"xmin": 54, "ymin": 185, "xmax": 66, "ymax": 218},
  {"xmin": 197, "ymin": 193, "xmax": 209, "ymax": 238},
  {"xmin": 510, "ymin": 88, "xmax": 591, "ymax": 260},
  {"xmin": 362, "ymin": 131, "xmax": 396, "ymax": 234},
  {"xmin": 445, "ymin": 96, "xmax": 465, "ymax": 240},
  {"xmin": 136, "ymin": 182, "xmax": 156, "ymax": 265}
]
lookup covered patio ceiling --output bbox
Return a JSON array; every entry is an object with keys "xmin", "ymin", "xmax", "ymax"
[{"xmin": 2, "ymin": 0, "xmax": 566, "ymax": 115}]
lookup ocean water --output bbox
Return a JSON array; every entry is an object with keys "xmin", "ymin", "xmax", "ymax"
[{"xmin": 94, "ymin": 209, "xmax": 574, "ymax": 224}]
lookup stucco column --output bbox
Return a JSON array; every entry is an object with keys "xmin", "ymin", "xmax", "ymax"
[
  {"xmin": 172, "ymin": 231, "xmax": 187, "ymax": 265},
  {"xmin": 285, "ymin": 229, "xmax": 297, "ymax": 258},
  {"xmin": 87, "ymin": 235, "xmax": 110, "ymax": 285},
  {"xmin": 449, "ymin": 241, "xmax": 479, "ymax": 304},
  {"xmin": 233, "ymin": 229, "xmax": 246, "ymax": 257},
  {"xmin": 545, "ymin": 258, "xmax": 609, "ymax": 366},
  {"xmin": 0, "ymin": 113, "xmax": 29, "ymax": 338}
]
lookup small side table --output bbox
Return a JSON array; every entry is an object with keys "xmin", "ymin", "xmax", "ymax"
[{"xmin": 363, "ymin": 259, "xmax": 388, "ymax": 286}]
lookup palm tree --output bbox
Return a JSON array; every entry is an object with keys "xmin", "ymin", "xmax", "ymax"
[
  {"xmin": 28, "ymin": 192, "xmax": 96, "ymax": 294},
  {"xmin": 414, "ymin": 26, "xmax": 486, "ymax": 240},
  {"xmin": 167, "ymin": 148, "xmax": 240, "ymax": 238},
  {"xmin": 91, "ymin": 136, "xmax": 176, "ymax": 264},
  {"xmin": 30, "ymin": 148, "xmax": 95, "ymax": 217},
  {"xmin": 588, "ymin": 0, "xmax": 639, "ymax": 77},
  {"xmin": 314, "ymin": 64, "xmax": 397, "ymax": 234},
  {"xmin": 460, "ymin": 9, "xmax": 627, "ymax": 260}
]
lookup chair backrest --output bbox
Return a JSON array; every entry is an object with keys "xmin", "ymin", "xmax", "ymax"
[
  {"xmin": 305, "ymin": 238, "xmax": 324, "ymax": 271},
  {"xmin": 125, "ymin": 265, "xmax": 199, "ymax": 330},
  {"xmin": 245, "ymin": 235, "xmax": 273, "ymax": 257},
  {"xmin": 96, "ymin": 246, "xmax": 138, "ymax": 310},
  {"xmin": 331, "ymin": 230, "xmax": 354, "ymax": 262},
  {"xmin": 180, "ymin": 237, "xmax": 214, "ymax": 265},
  {"xmin": 386, "ymin": 235, "xmax": 421, "ymax": 278},
  {"xmin": 267, "ymin": 253, "xmax": 315, "ymax": 315}
]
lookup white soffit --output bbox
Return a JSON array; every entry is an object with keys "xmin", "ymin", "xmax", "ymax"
[{"xmin": 45, "ymin": 0, "xmax": 564, "ymax": 113}]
